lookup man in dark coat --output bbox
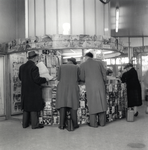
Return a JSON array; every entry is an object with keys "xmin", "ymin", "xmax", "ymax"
[
  {"xmin": 19, "ymin": 51, "xmax": 48, "ymax": 129},
  {"xmin": 79, "ymin": 52, "xmax": 107, "ymax": 128},
  {"xmin": 121, "ymin": 63, "xmax": 142, "ymax": 117}
]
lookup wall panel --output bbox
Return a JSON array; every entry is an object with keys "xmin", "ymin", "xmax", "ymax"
[
  {"xmin": 28, "ymin": 0, "xmax": 35, "ymax": 36},
  {"xmin": 45, "ymin": 0, "xmax": 57, "ymax": 34},
  {"xmin": 85, "ymin": 0, "xmax": 95, "ymax": 35},
  {"xmin": 0, "ymin": 0, "xmax": 16, "ymax": 43},
  {"xmin": 71, "ymin": 0, "xmax": 84, "ymax": 34},
  {"xmin": 96, "ymin": 0, "xmax": 104, "ymax": 35},
  {"xmin": 35, "ymin": 0, "xmax": 44, "ymax": 36},
  {"xmin": 130, "ymin": 38, "xmax": 142, "ymax": 47},
  {"xmin": 104, "ymin": 3, "xmax": 111, "ymax": 36},
  {"xmin": 120, "ymin": 37, "xmax": 129, "ymax": 47},
  {"xmin": 58, "ymin": 0, "xmax": 70, "ymax": 34},
  {"xmin": 17, "ymin": 0, "xmax": 25, "ymax": 39},
  {"xmin": 144, "ymin": 37, "xmax": 148, "ymax": 46},
  {"xmin": 26, "ymin": 0, "xmax": 107, "ymax": 37}
]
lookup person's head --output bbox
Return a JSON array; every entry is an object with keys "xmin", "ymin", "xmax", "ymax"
[
  {"xmin": 84, "ymin": 52, "xmax": 93, "ymax": 61},
  {"xmin": 106, "ymin": 68, "xmax": 113, "ymax": 76},
  {"xmin": 67, "ymin": 57, "xmax": 77, "ymax": 65},
  {"xmin": 124, "ymin": 63, "xmax": 133, "ymax": 71},
  {"xmin": 27, "ymin": 51, "xmax": 39, "ymax": 64}
]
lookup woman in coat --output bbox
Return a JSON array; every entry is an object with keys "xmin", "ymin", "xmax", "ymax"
[
  {"xmin": 79, "ymin": 52, "xmax": 107, "ymax": 127},
  {"xmin": 56, "ymin": 57, "xmax": 80, "ymax": 130},
  {"xmin": 120, "ymin": 63, "xmax": 142, "ymax": 116}
]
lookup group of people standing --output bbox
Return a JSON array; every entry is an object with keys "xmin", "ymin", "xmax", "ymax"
[
  {"xmin": 19, "ymin": 50, "xmax": 142, "ymax": 130},
  {"xmin": 56, "ymin": 52, "xmax": 107, "ymax": 130}
]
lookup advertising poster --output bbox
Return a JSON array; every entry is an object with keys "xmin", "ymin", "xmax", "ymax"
[{"xmin": 10, "ymin": 53, "xmax": 26, "ymax": 114}]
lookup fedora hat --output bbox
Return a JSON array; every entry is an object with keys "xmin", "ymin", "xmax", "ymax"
[
  {"xmin": 67, "ymin": 57, "xmax": 77, "ymax": 65},
  {"xmin": 27, "ymin": 51, "xmax": 39, "ymax": 59}
]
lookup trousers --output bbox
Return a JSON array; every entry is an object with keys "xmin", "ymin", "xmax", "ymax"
[
  {"xmin": 22, "ymin": 111, "xmax": 39, "ymax": 129},
  {"xmin": 89, "ymin": 112, "xmax": 106, "ymax": 127},
  {"xmin": 59, "ymin": 107, "xmax": 78, "ymax": 128}
]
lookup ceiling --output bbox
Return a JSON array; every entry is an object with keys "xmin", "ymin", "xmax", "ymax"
[{"xmin": 110, "ymin": 0, "xmax": 148, "ymax": 37}]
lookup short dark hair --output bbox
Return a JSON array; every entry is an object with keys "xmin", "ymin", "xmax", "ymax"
[
  {"xmin": 85, "ymin": 52, "xmax": 93, "ymax": 58},
  {"xmin": 124, "ymin": 63, "xmax": 133, "ymax": 69},
  {"xmin": 67, "ymin": 57, "xmax": 77, "ymax": 65}
]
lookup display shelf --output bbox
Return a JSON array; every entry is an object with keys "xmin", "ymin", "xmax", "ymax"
[{"xmin": 39, "ymin": 78, "xmax": 127, "ymax": 126}]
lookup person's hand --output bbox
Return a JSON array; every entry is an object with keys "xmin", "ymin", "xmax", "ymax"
[
  {"xmin": 45, "ymin": 78, "xmax": 49, "ymax": 82},
  {"xmin": 52, "ymin": 77, "xmax": 57, "ymax": 81}
]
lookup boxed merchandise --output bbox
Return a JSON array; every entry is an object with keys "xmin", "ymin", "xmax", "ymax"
[
  {"xmin": 53, "ymin": 116, "xmax": 60, "ymax": 125},
  {"xmin": 42, "ymin": 116, "xmax": 53, "ymax": 125},
  {"xmin": 44, "ymin": 101, "xmax": 52, "ymax": 110}
]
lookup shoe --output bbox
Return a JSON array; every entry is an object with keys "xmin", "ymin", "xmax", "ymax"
[
  {"xmin": 74, "ymin": 125, "xmax": 79, "ymax": 129},
  {"xmin": 23, "ymin": 125, "xmax": 29, "ymax": 128},
  {"xmin": 58, "ymin": 125, "xmax": 65, "ymax": 130},
  {"xmin": 87, "ymin": 123, "xmax": 98, "ymax": 128},
  {"xmin": 134, "ymin": 111, "xmax": 138, "ymax": 117},
  {"xmin": 32, "ymin": 124, "xmax": 44, "ymax": 129}
]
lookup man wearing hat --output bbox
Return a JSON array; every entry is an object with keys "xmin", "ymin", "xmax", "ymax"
[
  {"xmin": 19, "ymin": 51, "xmax": 48, "ymax": 129},
  {"xmin": 56, "ymin": 57, "xmax": 79, "ymax": 130},
  {"xmin": 79, "ymin": 52, "xmax": 107, "ymax": 127}
]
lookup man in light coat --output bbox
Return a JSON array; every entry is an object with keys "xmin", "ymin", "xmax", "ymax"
[{"xmin": 79, "ymin": 52, "xmax": 107, "ymax": 127}]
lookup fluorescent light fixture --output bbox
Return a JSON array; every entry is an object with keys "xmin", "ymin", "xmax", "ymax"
[
  {"xmin": 103, "ymin": 51, "xmax": 113, "ymax": 54},
  {"xmin": 63, "ymin": 23, "xmax": 70, "ymax": 35},
  {"xmin": 62, "ymin": 53, "xmax": 82, "ymax": 56},
  {"xmin": 104, "ymin": 28, "xmax": 109, "ymax": 32},
  {"xmin": 116, "ymin": 7, "xmax": 119, "ymax": 32},
  {"xmin": 63, "ymin": 55, "xmax": 82, "ymax": 59}
]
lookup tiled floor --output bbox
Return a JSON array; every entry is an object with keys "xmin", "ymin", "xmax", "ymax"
[{"xmin": 0, "ymin": 105, "xmax": 148, "ymax": 150}]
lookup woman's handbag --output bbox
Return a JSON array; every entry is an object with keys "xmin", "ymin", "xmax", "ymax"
[
  {"xmin": 126, "ymin": 108, "xmax": 134, "ymax": 122},
  {"xmin": 66, "ymin": 114, "xmax": 74, "ymax": 131}
]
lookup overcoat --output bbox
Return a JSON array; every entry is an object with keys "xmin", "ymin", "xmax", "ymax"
[
  {"xmin": 56, "ymin": 64, "xmax": 80, "ymax": 110},
  {"xmin": 19, "ymin": 60, "xmax": 47, "ymax": 111},
  {"xmin": 121, "ymin": 68, "xmax": 142, "ymax": 107},
  {"xmin": 79, "ymin": 58, "xmax": 107, "ymax": 114}
]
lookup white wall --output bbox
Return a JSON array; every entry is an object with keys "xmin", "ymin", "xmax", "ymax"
[{"xmin": 0, "ymin": 0, "xmax": 25, "ymax": 43}]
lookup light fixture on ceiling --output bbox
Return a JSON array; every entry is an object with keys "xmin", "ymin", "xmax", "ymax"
[
  {"xmin": 63, "ymin": 55, "xmax": 82, "ymax": 59},
  {"xmin": 103, "ymin": 51, "xmax": 113, "ymax": 54},
  {"xmin": 63, "ymin": 23, "xmax": 70, "ymax": 35},
  {"xmin": 116, "ymin": 7, "xmax": 119, "ymax": 32}
]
